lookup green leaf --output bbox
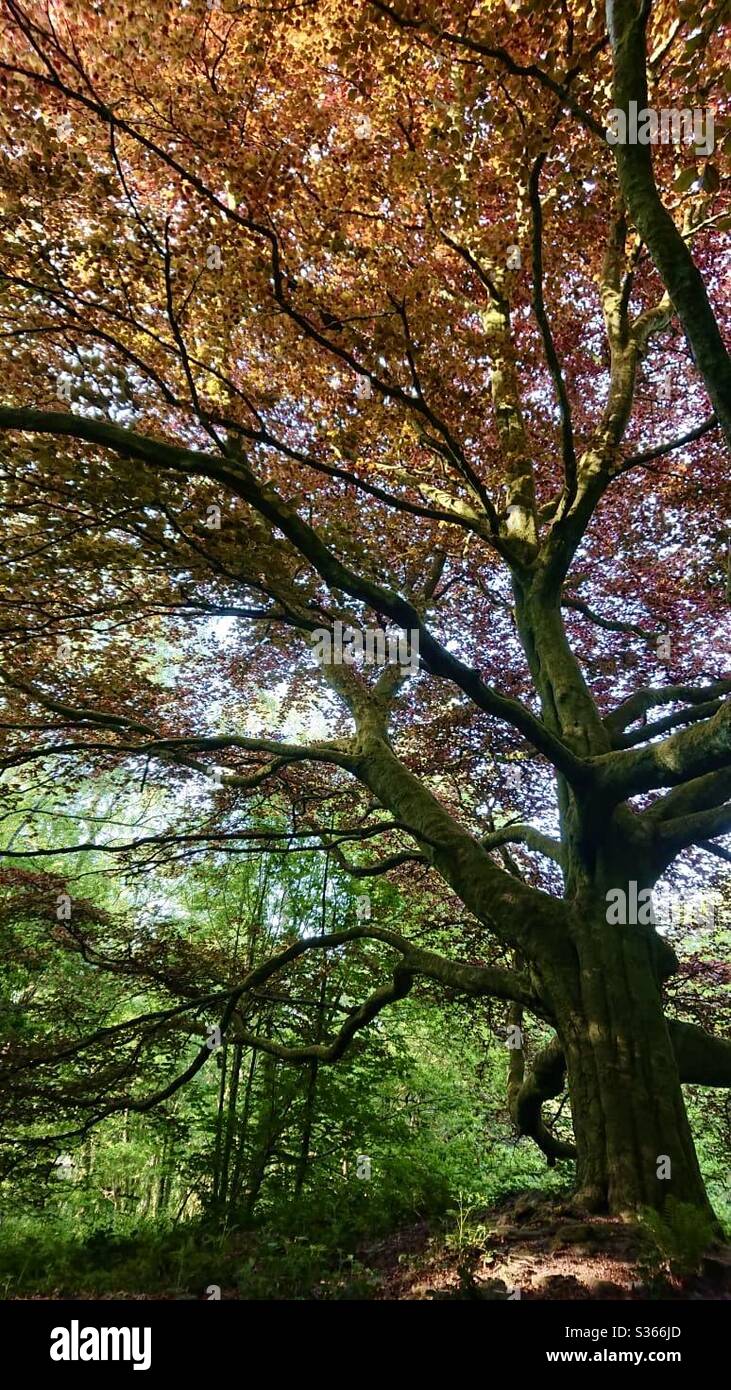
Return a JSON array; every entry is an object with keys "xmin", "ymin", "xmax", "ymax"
[{"xmin": 673, "ymin": 167, "xmax": 698, "ymax": 193}]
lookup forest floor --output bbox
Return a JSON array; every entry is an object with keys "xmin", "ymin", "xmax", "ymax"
[
  {"xmin": 357, "ymin": 1192, "xmax": 731, "ymax": 1301},
  {"xmin": 7, "ymin": 1190, "xmax": 731, "ymax": 1300}
]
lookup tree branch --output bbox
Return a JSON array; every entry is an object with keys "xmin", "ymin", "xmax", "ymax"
[
  {"xmin": 508, "ymin": 1029, "xmax": 577, "ymax": 1166},
  {"xmin": 656, "ymin": 802, "xmax": 731, "ymax": 861},
  {"xmin": 606, "ymin": 0, "xmax": 731, "ymax": 446},
  {"xmin": 605, "ymin": 681, "xmax": 731, "ymax": 736},
  {"xmin": 669, "ymin": 1021, "xmax": 731, "ymax": 1088},
  {"xmin": 0, "ymin": 408, "xmax": 589, "ymax": 784},
  {"xmin": 617, "ymin": 414, "xmax": 719, "ymax": 473},
  {"xmin": 595, "ymin": 696, "xmax": 731, "ymax": 802},
  {"xmin": 529, "ymin": 149, "xmax": 577, "ymax": 500},
  {"xmin": 481, "ymin": 823, "xmax": 567, "ymax": 869}
]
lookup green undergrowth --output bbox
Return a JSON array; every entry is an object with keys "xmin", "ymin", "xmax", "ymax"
[{"xmin": 0, "ymin": 1169, "xmax": 568, "ymax": 1299}]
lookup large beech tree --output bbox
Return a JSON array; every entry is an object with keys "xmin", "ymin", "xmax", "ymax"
[{"xmin": 1, "ymin": 0, "xmax": 730, "ymax": 1221}]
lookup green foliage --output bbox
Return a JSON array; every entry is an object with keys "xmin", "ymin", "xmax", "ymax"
[
  {"xmin": 1, "ymin": 791, "xmax": 729, "ymax": 1298},
  {"xmin": 638, "ymin": 1198, "xmax": 717, "ymax": 1279}
]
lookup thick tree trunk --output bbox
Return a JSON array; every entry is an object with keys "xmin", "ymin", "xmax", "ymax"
[{"xmin": 551, "ymin": 914, "xmax": 714, "ymax": 1221}]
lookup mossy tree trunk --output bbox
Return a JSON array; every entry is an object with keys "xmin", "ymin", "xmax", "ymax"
[{"xmin": 553, "ymin": 914, "xmax": 713, "ymax": 1218}]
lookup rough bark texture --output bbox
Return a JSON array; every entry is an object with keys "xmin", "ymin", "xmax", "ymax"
[{"xmin": 606, "ymin": 0, "xmax": 731, "ymax": 446}]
